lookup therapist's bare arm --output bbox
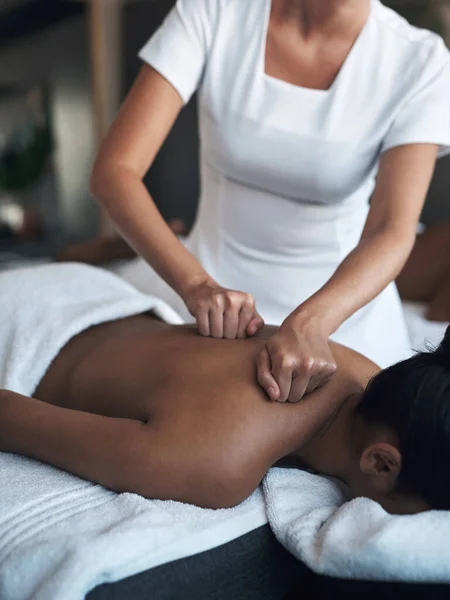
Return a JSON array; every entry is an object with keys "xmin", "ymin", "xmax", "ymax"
[
  {"xmin": 91, "ymin": 65, "xmax": 263, "ymax": 339},
  {"xmin": 259, "ymin": 143, "xmax": 438, "ymax": 402},
  {"xmin": 91, "ymin": 66, "xmax": 202, "ymax": 298},
  {"xmin": 299, "ymin": 144, "xmax": 438, "ymax": 330}
]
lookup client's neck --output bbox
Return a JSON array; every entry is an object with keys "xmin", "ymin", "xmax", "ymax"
[{"xmin": 297, "ymin": 394, "xmax": 361, "ymax": 481}]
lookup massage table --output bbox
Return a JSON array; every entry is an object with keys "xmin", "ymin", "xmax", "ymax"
[
  {"xmin": 88, "ymin": 525, "xmax": 450, "ymax": 600},
  {"xmin": 88, "ymin": 525, "xmax": 304, "ymax": 600}
]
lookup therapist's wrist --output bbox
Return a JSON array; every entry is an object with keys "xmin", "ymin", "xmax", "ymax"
[
  {"xmin": 290, "ymin": 305, "xmax": 339, "ymax": 338},
  {"xmin": 178, "ymin": 270, "xmax": 218, "ymax": 302}
]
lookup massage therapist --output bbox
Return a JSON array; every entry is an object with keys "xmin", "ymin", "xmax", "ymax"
[{"xmin": 90, "ymin": 0, "xmax": 450, "ymax": 402}]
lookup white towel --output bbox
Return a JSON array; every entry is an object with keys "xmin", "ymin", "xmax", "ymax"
[
  {"xmin": 0, "ymin": 263, "xmax": 184, "ymax": 396},
  {"xmin": 402, "ymin": 301, "xmax": 449, "ymax": 354},
  {"xmin": 0, "ymin": 263, "xmax": 267, "ymax": 600},
  {"xmin": 264, "ymin": 468, "xmax": 450, "ymax": 582},
  {"xmin": 0, "ymin": 457, "xmax": 266, "ymax": 600}
]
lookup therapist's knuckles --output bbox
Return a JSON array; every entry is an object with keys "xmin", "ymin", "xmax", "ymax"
[
  {"xmin": 301, "ymin": 355, "xmax": 329, "ymax": 374},
  {"xmin": 211, "ymin": 294, "xmax": 226, "ymax": 310},
  {"xmin": 242, "ymin": 293, "xmax": 256, "ymax": 308},
  {"xmin": 223, "ymin": 291, "xmax": 255, "ymax": 312},
  {"xmin": 269, "ymin": 346, "xmax": 304, "ymax": 371},
  {"xmin": 296, "ymin": 356, "xmax": 336, "ymax": 380},
  {"xmin": 189, "ymin": 284, "xmax": 259, "ymax": 339},
  {"xmin": 270, "ymin": 352, "xmax": 336, "ymax": 401}
]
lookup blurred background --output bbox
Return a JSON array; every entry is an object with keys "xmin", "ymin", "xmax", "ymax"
[{"xmin": 0, "ymin": 0, "xmax": 449, "ymax": 264}]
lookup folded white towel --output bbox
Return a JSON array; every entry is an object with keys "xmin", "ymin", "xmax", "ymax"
[
  {"xmin": 0, "ymin": 264, "xmax": 267, "ymax": 600},
  {"xmin": 264, "ymin": 468, "xmax": 450, "ymax": 582}
]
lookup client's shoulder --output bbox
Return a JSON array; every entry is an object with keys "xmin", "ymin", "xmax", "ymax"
[{"xmin": 330, "ymin": 342, "xmax": 380, "ymax": 388}]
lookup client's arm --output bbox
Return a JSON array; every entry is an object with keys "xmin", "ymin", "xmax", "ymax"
[{"xmin": 0, "ymin": 390, "xmax": 244, "ymax": 509}]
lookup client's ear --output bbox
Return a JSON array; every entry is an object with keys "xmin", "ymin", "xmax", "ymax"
[{"xmin": 360, "ymin": 443, "xmax": 401, "ymax": 491}]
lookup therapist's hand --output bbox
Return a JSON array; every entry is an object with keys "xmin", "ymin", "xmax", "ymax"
[
  {"xmin": 184, "ymin": 280, "xmax": 264, "ymax": 339},
  {"xmin": 257, "ymin": 317, "xmax": 337, "ymax": 403}
]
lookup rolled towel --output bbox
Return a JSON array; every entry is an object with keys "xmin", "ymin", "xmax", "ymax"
[{"xmin": 264, "ymin": 467, "xmax": 450, "ymax": 582}]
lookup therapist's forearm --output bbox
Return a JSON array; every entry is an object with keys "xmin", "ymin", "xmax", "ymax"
[
  {"xmin": 91, "ymin": 165, "xmax": 213, "ymax": 299},
  {"xmin": 292, "ymin": 227, "xmax": 416, "ymax": 335}
]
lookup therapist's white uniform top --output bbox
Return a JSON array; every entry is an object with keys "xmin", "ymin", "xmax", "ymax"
[{"xmin": 122, "ymin": 0, "xmax": 450, "ymax": 367}]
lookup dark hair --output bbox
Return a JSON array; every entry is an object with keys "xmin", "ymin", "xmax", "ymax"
[{"xmin": 357, "ymin": 326, "xmax": 450, "ymax": 510}]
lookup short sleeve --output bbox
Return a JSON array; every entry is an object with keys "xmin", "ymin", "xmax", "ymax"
[
  {"xmin": 138, "ymin": 0, "xmax": 219, "ymax": 104},
  {"xmin": 382, "ymin": 42, "xmax": 450, "ymax": 158}
]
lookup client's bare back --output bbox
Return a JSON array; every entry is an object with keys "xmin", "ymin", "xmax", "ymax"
[
  {"xmin": 37, "ymin": 316, "xmax": 277, "ymax": 423},
  {"xmin": 36, "ymin": 318, "xmax": 308, "ymax": 477},
  {"xmin": 25, "ymin": 316, "xmax": 376, "ymax": 507}
]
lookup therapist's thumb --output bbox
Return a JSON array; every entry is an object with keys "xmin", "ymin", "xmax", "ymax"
[{"xmin": 247, "ymin": 314, "xmax": 265, "ymax": 337}]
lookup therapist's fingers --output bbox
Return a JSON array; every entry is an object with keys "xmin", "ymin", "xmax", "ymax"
[
  {"xmin": 237, "ymin": 303, "xmax": 253, "ymax": 339},
  {"xmin": 236, "ymin": 294, "xmax": 258, "ymax": 338},
  {"xmin": 223, "ymin": 305, "xmax": 240, "ymax": 339},
  {"xmin": 271, "ymin": 359, "xmax": 295, "ymax": 403},
  {"xmin": 287, "ymin": 374, "xmax": 310, "ymax": 404},
  {"xmin": 246, "ymin": 313, "xmax": 265, "ymax": 337},
  {"xmin": 257, "ymin": 346, "xmax": 280, "ymax": 401},
  {"xmin": 196, "ymin": 307, "xmax": 210, "ymax": 337},
  {"xmin": 286, "ymin": 362, "xmax": 335, "ymax": 403},
  {"xmin": 209, "ymin": 308, "xmax": 224, "ymax": 338},
  {"xmin": 305, "ymin": 371, "xmax": 332, "ymax": 396}
]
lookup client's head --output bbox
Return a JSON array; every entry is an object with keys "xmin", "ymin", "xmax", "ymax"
[{"xmin": 347, "ymin": 326, "xmax": 450, "ymax": 514}]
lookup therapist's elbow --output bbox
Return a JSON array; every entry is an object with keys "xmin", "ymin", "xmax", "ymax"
[
  {"xmin": 90, "ymin": 159, "xmax": 113, "ymax": 205},
  {"xmin": 90, "ymin": 157, "xmax": 132, "ymax": 211},
  {"xmin": 90, "ymin": 156, "xmax": 105, "ymax": 198},
  {"xmin": 390, "ymin": 226, "xmax": 417, "ymax": 258},
  {"xmin": 366, "ymin": 223, "xmax": 417, "ymax": 254},
  {"xmin": 90, "ymin": 156, "xmax": 143, "ymax": 209}
]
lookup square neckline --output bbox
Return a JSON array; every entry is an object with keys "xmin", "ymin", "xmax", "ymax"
[{"xmin": 260, "ymin": 0, "xmax": 374, "ymax": 95}]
